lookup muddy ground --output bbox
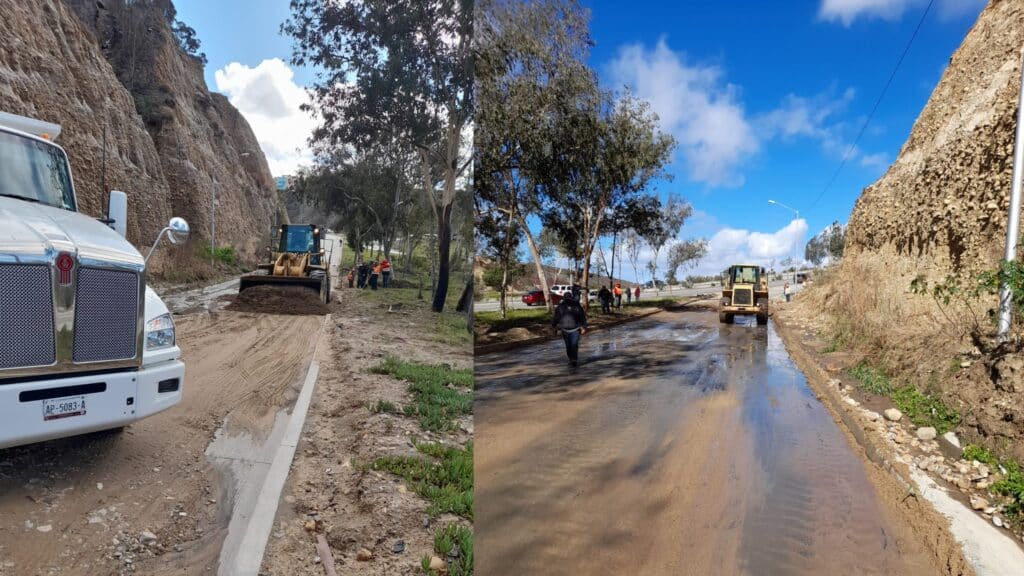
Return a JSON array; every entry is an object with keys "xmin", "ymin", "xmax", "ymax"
[
  {"xmin": 475, "ymin": 308, "xmax": 959, "ymax": 575},
  {"xmin": 260, "ymin": 283, "xmax": 473, "ymax": 575},
  {"xmin": 0, "ymin": 308, "xmax": 320, "ymax": 576}
]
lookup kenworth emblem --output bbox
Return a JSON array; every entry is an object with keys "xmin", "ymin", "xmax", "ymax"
[{"xmin": 56, "ymin": 252, "xmax": 74, "ymax": 285}]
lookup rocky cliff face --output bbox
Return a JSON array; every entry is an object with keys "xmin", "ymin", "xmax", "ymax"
[
  {"xmin": 846, "ymin": 0, "xmax": 1023, "ymax": 271},
  {"xmin": 836, "ymin": 0, "xmax": 1024, "ymax": 457},
  {"xmin": 0, "ymin": 0, "xmax": 276, "ymax": 274}
]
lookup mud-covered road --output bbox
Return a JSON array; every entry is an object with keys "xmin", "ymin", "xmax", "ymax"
[
  {"xmin": 475, "ymin": 309, "xmax": 942, "ymax": 575},
  {"xmin": 0, "ymin": 311, "xmax": 321, "ymax": 576}
]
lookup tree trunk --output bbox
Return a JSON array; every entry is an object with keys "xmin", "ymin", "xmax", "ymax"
[
  {"xmin": 431, "ymin": 203, "xmax": 452, "ymax": 312},
  {"xmin": 516, "ymin": 212, "xmax": 553, "ymax": 313},
  {"xmin": 610, "ymin": 228, "xmax": 617, "ymax": 289}
]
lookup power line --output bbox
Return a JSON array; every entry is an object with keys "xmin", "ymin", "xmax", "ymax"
[{"xmin": 807, "ymin": 0, "xmax": 935, "ymax": 213}]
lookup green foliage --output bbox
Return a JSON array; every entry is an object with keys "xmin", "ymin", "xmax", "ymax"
[
  {"xmin": 849, "ymin": 363, "xmax": 894, "ymax": 395},
  {"xmin": 422, "ymin": 524, "xmax": 474, "ymax": 576},
  {"xmin": 368, "ymin": 399, "xmax": 398, "ymax": 414},
  {"xmin": 889, "ymin": 385, "xmax": 960, "ymax": 433},
  {"xmin": 910, "ymin": 250, "xmax": 1024, "ymax": 333},
  {"xmin": 171, "ymin": 20, "xmax": 207, "ymax": 65},
  {"xmin": 963, "ymin": 445, "xmax": 1024, "ymax": 525},
  {"xmin": 201, "ymin": 245, "xmax": 236, "ymax": 266},
  {"xmin": 481, "ymin": 263, "xmax": 525, "ymax": 292},
  {"xmin": 370, "ymin": 357, "xmax": 472, "ymax": 432},
  {"xmin": 848, "ymin": 363, "xmax": 959, "ymax": 432},
  {"xmin": 373, "ymin": 441, "xmax": 473, "ymax": 520}
]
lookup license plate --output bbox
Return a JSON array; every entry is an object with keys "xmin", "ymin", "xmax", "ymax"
[{"xmin": 42, "ymin": 396, "xmax": 87, "ymax": 421}]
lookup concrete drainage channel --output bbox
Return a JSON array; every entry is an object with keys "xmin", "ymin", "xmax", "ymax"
[{"xmin": 208, "ymin": 315, "xmax": 327, "ymax": 576}]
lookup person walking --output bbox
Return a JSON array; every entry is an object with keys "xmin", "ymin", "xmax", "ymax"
[
  {"xmin": 613, "ymin": 282, "xmax": 623, "ymax": 309},
  {"xmin": 552, "ymin": 289, "xmax": 588, "ymax": 367},
  {"xmin": 347, "ymin": 267, "xmax": 355, "ymax": 288},
  {"xmin": 381, "ymin": 258, "xmax": 392, "ymax": 288},
  {"xmin": 784, "ymin": 282, "xmax": 791, "ymax": 302},
  {"xmin": 626, "ymin": 286, "xmax": 632, "ymax": 305},
  {"xmin": 598, "ymin": 286, "xmax": 612, "ymax": 314},
  {"xmin": 357, "ymin": 262, "xmax": 369, "ymax": 288},
  {"xmin": 634, "ymin": 285, "xmax": 641, "ymax": 301},
  {"xmin": 370, "ymin": 261, "xmax": 381, "ymax": 290}
]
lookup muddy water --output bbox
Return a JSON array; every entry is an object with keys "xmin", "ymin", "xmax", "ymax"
[{"xmin": 475, "ymin": 310, "xmax": 937, "ymax": 575}]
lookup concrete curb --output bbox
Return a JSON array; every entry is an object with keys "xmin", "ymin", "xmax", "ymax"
[
  {"xmin": 221, "ymin": 315, "xmax": 328, "ymax": 575},
  {"xmin": 474, "ymin": 297, "xmax": 712, "ymax": 356}
]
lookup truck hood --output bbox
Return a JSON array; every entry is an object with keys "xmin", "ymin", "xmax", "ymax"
[{"xmin": 0, "ymin": 196, "xmax": 143, "ymax": 268}]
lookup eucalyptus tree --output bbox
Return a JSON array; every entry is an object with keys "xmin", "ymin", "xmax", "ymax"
[
  {"xmin": 642, "ymin": 193, "xmax": 693, "ymax": 286},
  {"xmin": 475, "ymin": 0, "xmax": 594, "ymax": 311},
  {"xmin": 544, "ymin": 93, "xmax": 675, "ymax": 306},
  {"xmin": 284, "ymin": 0, "xmax": 473, "ymax": 312}
]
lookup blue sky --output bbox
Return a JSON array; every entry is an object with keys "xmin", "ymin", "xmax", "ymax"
[
  {"xmin": 173, "ymin": 0, "xmax": 986, "ymax": 280},
  {"xmin": 582, "ymin": 0, "xmax": 985, "ymax": 278}
]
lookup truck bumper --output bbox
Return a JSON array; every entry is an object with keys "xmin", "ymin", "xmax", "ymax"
[
  {"xmin": 722, "ymin": 305, "xmax": 762, "ymax": 315},
  {"xmin": 0, "ymin": 359, "xmax": 184, "ymax": 450}
]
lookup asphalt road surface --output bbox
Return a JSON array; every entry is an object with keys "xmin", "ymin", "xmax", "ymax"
[
  {"xmin": 474, "ymin": 309, "xmax": 939, "ymax": 575},
  {"xmin": 475, "ymin": 279, "xmax": 804, "ymax": 312}
]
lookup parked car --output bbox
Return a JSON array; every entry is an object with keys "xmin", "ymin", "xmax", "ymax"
[{"xmin": 521, "ymin": 290, "xmax": 561, "ymax": 306}]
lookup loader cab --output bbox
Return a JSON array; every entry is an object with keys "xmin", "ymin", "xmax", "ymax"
[{"xmin": 276, "ymin": 224, "xmax": 323, "ymax": 265}]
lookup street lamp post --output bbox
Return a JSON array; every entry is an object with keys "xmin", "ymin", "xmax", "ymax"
[{"xmin": 768, "ymin": 199, "xmax": 801, "ymax": 283}]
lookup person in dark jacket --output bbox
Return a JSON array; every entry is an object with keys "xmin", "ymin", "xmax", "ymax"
[
  {"xmin": 552, "ymin": 289, "xmax": 588, "ymax": 367},
  {"xmin": 597, "ymin": 286, "xmax": 612, "ymax": 314}
]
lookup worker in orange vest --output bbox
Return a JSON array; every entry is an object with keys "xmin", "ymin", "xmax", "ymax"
[
  {"xmin": 613, "ymin": 282, "xmax": 623, "ymax": 309},
  {"xmin": 381, "ymin": 259, "xmax": 392, "ymax": 288},
  {"xmin": 370, "ymin": 261, "xmax": 381, "ymax": 290}
]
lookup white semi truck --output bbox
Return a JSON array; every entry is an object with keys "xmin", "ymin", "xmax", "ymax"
[{"xmin": 0, "ymin": 111, "xmax": 188, "ymax": 449}]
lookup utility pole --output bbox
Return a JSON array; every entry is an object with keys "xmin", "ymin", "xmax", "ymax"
[
  {"xmin": 997, "ymin": 49, "xmax": 1024, "ymax": 341},
  {"xmin": 211, "ymin": 177, "xmax": 218, "ymax": 264}
]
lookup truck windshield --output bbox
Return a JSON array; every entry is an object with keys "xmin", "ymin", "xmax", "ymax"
[
  {"xmin": 732, "ymin": 266, "xmax": 759, "ymax": 284},
  {"xmin": 0, "ymin": 130, "xmax": 75, "ymax": 210},
  {"xmin": 280, "ymin": 227, "xmax": 314, "ymax": 253}
]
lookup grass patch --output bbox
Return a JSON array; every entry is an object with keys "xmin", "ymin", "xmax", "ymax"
[
  {"xmin": 963, "ymin": 445, "xmax": 1024, "ymax": 525},
  {"xmin": 436, "ymin": 312, "xmax": 472, "ymax": 347},
  {"xmin": 474, "ymin": 307, "xmax": 550, "ymax": 332},
  {"xmin": 421, "ymin": 524, "xmax": 473, "ymax": 576},
  {"xmin": 200, "ymin": 245, "xmax": 237, "ymax": 266},
  {"xmin": 373, "ymin": 441, "xmax": 473, "ymax": 520},
  {"xmin": 368, "ymin": 399, "xmax": 399, "ymax": 414},
  {"xmin": 849, "ymin": 362, "xmax": 960, "ymax": 433},
  {"xmin": 371, "ymin": 356, "xmax": 472, "ymax": 432},
  {"xmin": 849, "ymin": 363, "xmax": 894, "ymax": 395},
  {"xmin": 889, "ymin": 385, "xmax": 960, "ymax": 433}
]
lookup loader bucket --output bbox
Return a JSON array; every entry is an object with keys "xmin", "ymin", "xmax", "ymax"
[{"xmin": 238, "ymin": 274, "xmax": 324, "ymax": 297}]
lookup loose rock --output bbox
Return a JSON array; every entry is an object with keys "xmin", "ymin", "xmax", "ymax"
[
  {"xmin": 356, "ymin": 548, "xmax": 374, "ymax": 561},
  {"xmin": 883, "ymin": 408, "xmax": 903, "ymax": 422},
  {"xmin": 916, "ymin": 427, "xmax": 937, "ymax": 441}
]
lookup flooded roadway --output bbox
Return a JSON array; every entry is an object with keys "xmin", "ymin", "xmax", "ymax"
[{"xmin": 475, "ymin": 309, "xmax": 939, "ymax": 575}]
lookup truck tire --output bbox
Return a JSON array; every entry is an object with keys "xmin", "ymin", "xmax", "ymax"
[
  {"xmin": 756, "ymin": 298, "xmax": 768, "ymax": 325},
  {"xmin": 719, "ymin": 311, "xmax": 732, "ymax": 324}
]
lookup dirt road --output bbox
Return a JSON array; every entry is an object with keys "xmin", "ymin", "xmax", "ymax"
[
  {"xmin": 475, "ymin": 309, "xmax": 944, "ymax": 575},
  {"xmin": 0, "ymin": 309, "xmax": 320, "ymax": 575}
]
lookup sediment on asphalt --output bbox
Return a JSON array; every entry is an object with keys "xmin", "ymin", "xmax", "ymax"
[{"xmin": 771, "ymin": 309, "xmax": 976, "ymax": 576}]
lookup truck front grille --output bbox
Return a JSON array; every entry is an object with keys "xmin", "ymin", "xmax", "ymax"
[
  {"xmin": 0, "ymin": 264, "xmax": 55, "ymax": 369},
  {"xmin": 73, "ymin": 268, "xmax": 139, "ymax": 363},
  {"xmin": 733, "ymin": 287, "xmax": 753, "ymax": 306}
]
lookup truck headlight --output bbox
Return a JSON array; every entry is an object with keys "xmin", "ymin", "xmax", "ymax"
[{"xmin": 146, "ymin": 313, "xmax": 176, "ymax": 350}]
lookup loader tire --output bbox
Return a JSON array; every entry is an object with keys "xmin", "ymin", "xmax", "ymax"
[{"xmin": 719, "ymin": 311, "xmax": 733, "ymax": 324}]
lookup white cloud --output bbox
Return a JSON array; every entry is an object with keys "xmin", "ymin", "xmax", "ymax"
[
  {"xmin": 595, "ymin": 218, "xmax": 809, "ymax": 283},
  {"xmin": 693, "ymin": 219, "xmax": 809, "ymax": 277},
  {"xmin": 608, "ymin": 39, "xmax": 758, "ymax": 187},
  {"xmin": 608, "ymin": 40, "xmax": 884, "ymax": 187},
  {"xmin": 214, "ymin": 59, "xmax": 315, "ymax": 176},
  {"xmin": 818, "ymin": 0, "xmax": 986, "ymax": 26}
]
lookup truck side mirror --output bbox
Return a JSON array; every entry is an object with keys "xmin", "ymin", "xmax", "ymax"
[
  {"xmin": 108, "ymin": 190, "xmax": 128, "ymax": 237},
  {"xmin": 167, "ymin": 217, "xmax": 190, "ymax": 244}
]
